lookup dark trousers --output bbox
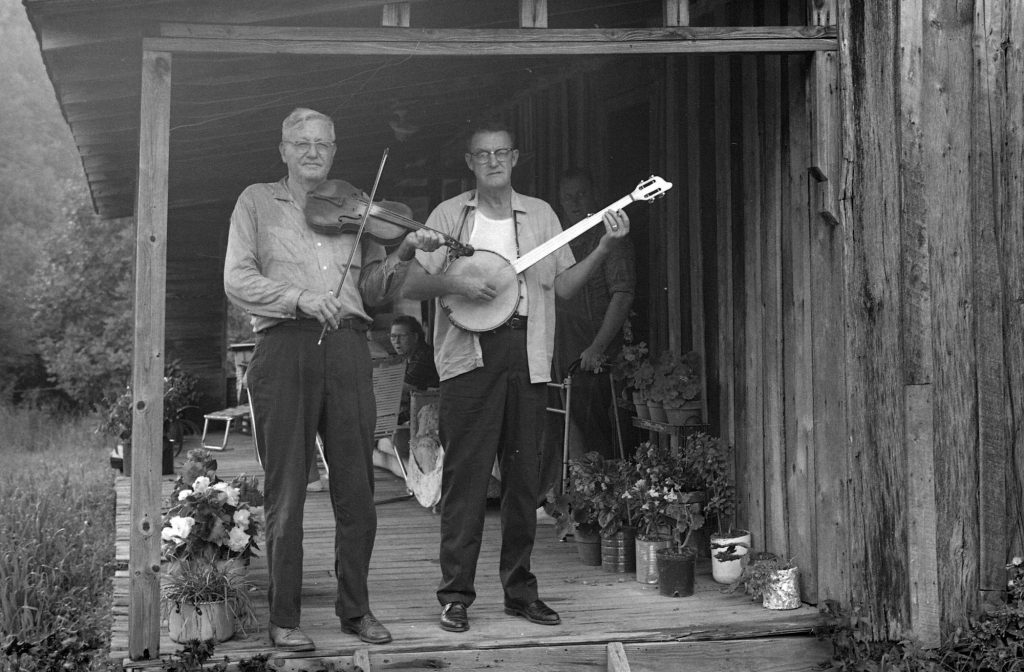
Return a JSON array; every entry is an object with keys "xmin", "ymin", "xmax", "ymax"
[
  {"xmin": 436, "ymin": 327, "xmax": 546, "ymax": 607},
  {"xmin": 247, "ymin": 320, "xmax": 376, "ymax": 627}
]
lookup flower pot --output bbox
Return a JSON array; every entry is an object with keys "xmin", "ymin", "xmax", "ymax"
[
  {"xmin": 710, "ymin": 530, "xmax": 752, "ymax": 584},
  {"xmin": 167, "ymin": 600, "xmax": 235, "ymax": 643},
  {"xmin": 647, "ymin": 401, "xmax": 668, "ymax": 424},
  {"xmin": 634, "ymin": 403, "xmax": 650, "ymax": 420},
  {"xmin": 656, "ymin": 547, "xmax": 695, "ymax": 597},
  {"xmin": 762, "ymin": 567, "xmax": 801, "ymax": 610},
  {"xmin": 600, "ymin": 528, "xmax": 636, "ymax": 573},
  {"xmin": 574, "ymin": 529, "xmax": 602, "ymax": 566},
  {"xmin": 631, "ymin": 390, "xmax": 646, "ymax": 406},
  {"xmin": 664, "ymin": 402, "xmax": 701, "ymax": 426},
  {"xmin": 635, "ymin": 537, "xmax": 672, "ymax": 584}
]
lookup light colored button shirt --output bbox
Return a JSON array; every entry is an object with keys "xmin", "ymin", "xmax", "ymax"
[
  {"xmin": 415, "ymin": 189, "xmax": 575, "ymax": 384},
  {"xmin": 224, "ymin": 177, "xmax": 409, "ymax": 332}
]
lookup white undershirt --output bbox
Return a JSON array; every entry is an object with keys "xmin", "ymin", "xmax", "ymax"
[{"xmin": 469, "ymin": 212, "xmax": 528, "ymax": 315}]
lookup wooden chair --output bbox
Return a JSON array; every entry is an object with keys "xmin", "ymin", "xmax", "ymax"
[{"xmin": 250, "ymin": 355, "xmax": 407, "ymax": 475}]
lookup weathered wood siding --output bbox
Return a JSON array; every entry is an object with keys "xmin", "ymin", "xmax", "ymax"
[{"xmin": 838, "ymin": 0, "xmax": 1024, "ymax": 640}]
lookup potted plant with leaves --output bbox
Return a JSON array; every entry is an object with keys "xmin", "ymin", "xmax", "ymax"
[
  {"xmin": 612, "ymin": 340, "xmax": 652, "ymax": 419},
  {"xmin": 629, "ymin": 440, "xmax": 701, "ymax": 585},
  {"xmin": 162, "ymin": 559, "xmax": 258, "ymax": 643},
  {"xmin": 556, "ymin": 452, "xmax": 605, "ymax": 565},
  {"xmin": 99, "ymin": 360, "xmax": 200, "ymax": 475},
  {"xmin": 593, "ymin": 456, "xmax": 636, "ymax": 574},
  {"xmin": 725, "ymin": 551, "xmax": 800, "ymax": 609},
  {"xmin": 655, "ymin": 486, "xmax": 707, "ymax": 598},
  {"xmin": 661, "ymin": 351, "xmax": 703, "ymax": 426},
  {"xmin": 681, "ymin": 432, "xmax": 750, "ymax": 584}
]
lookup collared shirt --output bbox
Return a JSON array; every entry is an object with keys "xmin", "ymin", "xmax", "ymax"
[
  {"xmin": 415, "ymin": 189, "xmax": 575, "ymax": 384},
  {"xmin": 224, "ymin": 177, "xmax": 409, "ymax": 332}
]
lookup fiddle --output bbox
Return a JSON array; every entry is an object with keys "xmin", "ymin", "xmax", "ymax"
[{"xmin": 305, "ymin": 179, "xmax": 474, "ymax": 258}]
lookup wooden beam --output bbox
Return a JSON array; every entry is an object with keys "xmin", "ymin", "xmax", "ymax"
[
  {"xmin": 664, "ymin": 0, "xmax": 690, "ymax": 27},
  {"xmin": 381, "ymin": 2, "xmax": 410, "ymax": 27},
  {"xmin": 150, "ymin": 25, "xmax": 837, "ymax": 55},
  {"xmin": 128, "ymin": 49, "xmax": 171, "ymax": 661},
  {"xmin": 520, "ymin": 0, "xmax": 548, "ymax": 28},
  {"xmin": 665, "ymin": 59, "xmax": 682, "ymax": 356},
  {"xmin": 607, "ymin": 642, "xmax": 631, "ymax": 672}
]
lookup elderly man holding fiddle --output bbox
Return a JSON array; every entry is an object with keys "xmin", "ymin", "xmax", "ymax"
[{"xmin": 224, "ymin": 107, "xmax": 444, "ymax": 651}]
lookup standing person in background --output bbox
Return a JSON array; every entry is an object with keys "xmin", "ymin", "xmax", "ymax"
[
  {"xmin": 401, "ymin": 117, "xmax": 631, "ymax": 633},
  {"xmin": 224, "ymin": 107, "xmax": 443, "ymax": 651},
  {"xmin": 389, "ymin": 314, "xmax": 439, "ymax": 423},
  {"xmin": 550, "ymin": 168, "xmax": 636, "ymax": 463}
]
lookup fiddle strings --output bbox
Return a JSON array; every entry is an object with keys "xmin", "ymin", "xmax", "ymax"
[
  {"xmin": 363, "ymin": 199, "xmax": 468, "ymax": 252},
  {"xmin": 317, "ymin": 148, "xmax": 390, "ymax": 346}
]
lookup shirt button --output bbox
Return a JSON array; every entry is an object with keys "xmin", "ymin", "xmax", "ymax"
[
  {"xmin": 328, "ymin": 291, "xmax": 334, "ymax": 295},
  {"xmin": 317, "ymin": 242, "xmax": 322, "ymax": 248},
  {"xmin": 322, "ymin": 265, "xmax": 328, "ymax": 270}
]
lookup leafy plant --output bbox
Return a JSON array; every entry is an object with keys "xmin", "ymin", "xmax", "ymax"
[
  {"xmin": 161, "ymin": 561, "xmax": 257, "ymax": 634},
  {"xmin": 726, "ymin": 551, "xmax": 795, "ymax": 601},
  {"xmin": 557, "ymin": 452, "xmax": 633, "ymax": 539},
  {"xmin": 98, "ymin": 360, "xmax": 200, "ymax": 444},
  {"xmin": 681, "ymin": 432, "xmax": 737, "ymax": 537},
  {"xmin": 629, "ymin": 440, "xmax": 702, "ymax": 544},
  {"xmin": 660, "ymin": 351, "xmax": 702, "ymax": 409}
]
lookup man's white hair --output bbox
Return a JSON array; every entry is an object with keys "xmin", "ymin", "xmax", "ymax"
[{"xmin": 282, "ymin": 108, "xmax": 334, "ymax": 138}]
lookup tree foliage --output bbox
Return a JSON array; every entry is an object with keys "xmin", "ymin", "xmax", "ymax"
[{"xmin": 27, "ymin": 194, "xmax": 134, "ymax": 410}]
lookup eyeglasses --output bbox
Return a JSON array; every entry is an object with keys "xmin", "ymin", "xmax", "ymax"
[
  {"xmin": 284, "ymin": 140, "xmax": 335, "ymax": 154},
  {"xmin": 468, "ymin": 148, "xmax": 514, "ymax": 164}
]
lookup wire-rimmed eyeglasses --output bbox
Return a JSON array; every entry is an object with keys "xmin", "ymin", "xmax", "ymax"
[
  {"xmin": 468, "ymin": 147, "xmax": 514, "ymax": 164},
  {"xmin": 284, "ymin": 140, "xmax": 336, "ymax": 154}
]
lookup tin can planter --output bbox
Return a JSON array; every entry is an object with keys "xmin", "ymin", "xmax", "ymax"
[
  {"xmin": 575, "ymin": 529, "xmax": 602, "ymax": 566},
  {"xmin": 762, "ymin": 567, "xmax": 801, "ymax": 610},
  {"xmin": 710, "ymin": 530, "xmax": 752, "ymax": 584},
  {"xmin": 656, "ymin": 547, "xmax": 696, "ymax": 597},
  {"xmin": 601, "ymin": 528, "xmax": 636, "ymax": 573},
  {"xmin": 635, "ymin": 537, "xmax": 672, "ymax": 584},
  {"xmin": 168, "ymin": 600, "xmax": 235, "ymax": 643}
]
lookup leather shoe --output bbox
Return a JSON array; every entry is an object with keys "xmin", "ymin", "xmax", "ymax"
[
  {"xmin": 503, "ymin": 598, "xmax": 561, "ymax": 625},
  {"xmin": 341, "ymin": 612, "xmax": 392, "ymax": 644},
  {"xmin": 268, "ymin": 623, "xmax": 315, "ymax": 652},
  {"xmin": 440, "ymin": 602, "xmax": 469, "ymax": 632}
]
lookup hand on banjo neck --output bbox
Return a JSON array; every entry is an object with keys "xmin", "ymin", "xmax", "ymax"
[{"xmin": 440, "ymin": 175, "xmax": 673, "ymax": 333}]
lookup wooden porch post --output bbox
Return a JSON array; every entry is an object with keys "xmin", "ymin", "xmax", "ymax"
[
  {"xmin": 128, "ymin": 48, "xmax": 171, "ymax": 660},
  {"xmin": 519, "ymin": 0, "xmax": 547, "ymax": 28}
]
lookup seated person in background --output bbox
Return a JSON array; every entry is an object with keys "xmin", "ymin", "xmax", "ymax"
[{"xmin": 390, "ymin": 315, "xmax": 440, "ymax": 423}]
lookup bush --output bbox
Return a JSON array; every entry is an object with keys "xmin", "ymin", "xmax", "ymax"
[{"xmin": 0, "ymin": 402, "xmax": 117, "ymax": 671}]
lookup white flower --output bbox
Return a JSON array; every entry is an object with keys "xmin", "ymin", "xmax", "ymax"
[
  {"xmin": 1013, "ymin": 556, "xmax": 1023, "ymax": 566},
  {"xmin": 177, "ymin": 489, "xmax": 193, "ymax": 501},
  {"xmin": 665, "ymin": 491, "xmax": 678, "ymax": 502},
  {"xmin": 192, "ymin": 476, "xmax": 211, "ymax": 493},
  {"xmin": 233, "ymin": 508, "xmax": 251, "ymax": 528},
  {"xmin": 227, "ymin": 526, "xmax": 251, "ymax": 552},
  {"xmin": 648, "ymin": 488, "xmax": 659, "ymax": 498},
  {"xmin": 161, "ymin": 515, "xmax": 195, "ymax": 543},
  {"xmin": 211, "ymin": 481, "xmax": 240, "ymax": 507}
]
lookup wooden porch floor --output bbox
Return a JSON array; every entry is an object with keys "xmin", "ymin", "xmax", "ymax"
[{"xmin": 112, "ymin": 433, "xmax": 830, "ymax": 671}]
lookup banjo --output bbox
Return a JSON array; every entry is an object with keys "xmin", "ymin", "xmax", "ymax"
[{"xmin": 440, "ymin": 175, "xmax": 673, "ymax": 332}]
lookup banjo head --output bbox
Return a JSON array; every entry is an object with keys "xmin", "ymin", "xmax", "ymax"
[{"xmin": 441, "ymin": 250, "xmax": 520, "ymax": 332}]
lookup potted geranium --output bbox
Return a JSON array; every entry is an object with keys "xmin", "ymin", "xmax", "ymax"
[
  {"xmin": 162, "ymin": 559, "xmax": 257, "ymax": 643},
  {"xmin": 160, "ymin": 459, "xmax": 264, "ymax": 568},
  {"xmin": 628, "ymin": 440, "xmax": 706, "ymax": 591},
  {"xmin": 612, "ymin": 340, "xmax": 651, "ymax": 418},
  {"xmin": 681, "ymin": 432, "xmax": 750, "ymax": 584},
  {"xmin": 556, "ymin": 452, "xmax": 633, "ymax": 567},
  {"xmin": 661, "ymin": 351, "xmax": 703, "ymax": 425}
]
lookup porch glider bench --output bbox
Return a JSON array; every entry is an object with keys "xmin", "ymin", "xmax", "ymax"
[{"xmin": 200, "ymin": 404, "xmax": 250, "ymax": 450}]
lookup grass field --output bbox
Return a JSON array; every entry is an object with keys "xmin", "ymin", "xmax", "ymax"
[{"xmin": 0, "ymin": 402, "xmax": 117, "ymax": 671}]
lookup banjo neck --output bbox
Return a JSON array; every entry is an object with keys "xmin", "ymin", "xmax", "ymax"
[{"xmin": 511, "ymin": 193, "xmax": 638, "ymax": 274}]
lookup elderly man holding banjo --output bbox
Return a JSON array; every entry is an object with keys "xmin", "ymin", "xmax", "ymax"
[{"xmin": 402, "ymin": 116, "xmax": 642, "ymax": 634}]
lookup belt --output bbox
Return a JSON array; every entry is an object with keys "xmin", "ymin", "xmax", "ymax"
[
  {"xmin": 491, "ymin": 314, "xmax": 528, "ymax": 332},
  {"xmin": 266, "ymin": 317, "xmax": 370, "ymax": 332}
]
